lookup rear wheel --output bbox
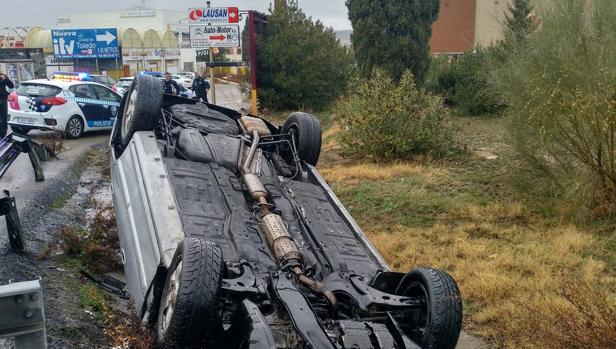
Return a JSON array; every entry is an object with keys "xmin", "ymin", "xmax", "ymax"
[
  {"xmin": 10, "ymin": 125, "xmax": 31, "ymax": 135},
  {"xmin": 395, "ymin": 267, "xmax": 462, "ymax": 349},
  {"xmin": 65, "ymin": 116, "xmax": 84, "ymax": 139},
  {"xmin": 281, "ymin": 112, "xmax": 322, "ymax": 166},
  {"xmin": 156, "ymin": 238, "xmax": 224, "ymax": 348},
  {"xmin": 120, "ymin": 74, "xmax": 162, "ymax": 147}
]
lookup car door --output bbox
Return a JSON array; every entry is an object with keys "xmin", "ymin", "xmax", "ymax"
[
  {"xmin": 91, "ymin": 85, "xmax": 121, "ymax": 129},
  {"xmin": 69, "ymin": 84, "xmax": 100, "ymax": 125}
]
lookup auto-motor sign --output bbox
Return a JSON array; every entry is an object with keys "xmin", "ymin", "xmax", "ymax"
[
  {"xmin": 190, "ymin": 25, "xmax": 240, "ymax": 48},
  {"xmin": 188, "ymin": 7, "xmax": 239, "ymax": 23},
  {"xmin": 52, "ymin": 28, "xmax": 119, "ymax": 58}
]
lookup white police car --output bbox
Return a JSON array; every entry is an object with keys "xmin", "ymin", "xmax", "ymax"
[{"xmin": 8, "ymin": 72, "xmax": 121, "ymax": 139}]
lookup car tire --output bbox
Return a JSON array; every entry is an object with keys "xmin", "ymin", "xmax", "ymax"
[
  {"xmin": 395, "ymin": 267, "xmax": 462, "ymax": 349},
  {"xmin": 281, "ymin": 112, "xmax": 322, "ymax": 166},
  {"xmin": 156, "ymin": 238, "xmax": 224, "ymax": 348},
  {"xmin": 10, "ymin": 125, "xmax": 31, "ymax": 135},
  {"xmin": 65, "ymin": 116, "xmax": 84, "ymax": 139},
  {"xmin": 120, "ymin": 73, "xmax": 162, "ymax": 147}
]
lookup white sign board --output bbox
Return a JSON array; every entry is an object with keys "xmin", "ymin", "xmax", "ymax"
[
  {"xmin": 120, "ymin": 9, "xmax": 156, "ymax": 17},
  {"xmin": 188, "ymin": 7, "xmax": 239, "ymax": 23},
  {"xmin": 189, "ymin": 25, "xmax": 240, "ymax": 48}
]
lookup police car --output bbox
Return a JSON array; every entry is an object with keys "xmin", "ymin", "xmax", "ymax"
[{"xmin": 8, "ymin": 72, "xmax": 121, "ymax": 139}]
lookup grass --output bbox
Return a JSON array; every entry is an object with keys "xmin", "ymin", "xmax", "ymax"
[{"xmin": 320, "ymin": 116, "xmax": 616, "ymax": 348}]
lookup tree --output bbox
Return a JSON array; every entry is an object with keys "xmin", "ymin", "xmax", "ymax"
[
  {"xmin": 346, "ymin": 0, "xmax": 440, "ymax": 83},
  {"xmin": 256, "ymin": 1, "xmax": 354, "ymax": 111},
  {"xmin": 504, "ymin": 0, "xmax": 534, "ymax": 42}
]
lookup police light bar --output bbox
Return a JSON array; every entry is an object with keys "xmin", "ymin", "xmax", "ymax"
[
  {"xmin": 51, "ymin": 71, "xmax": 92, "ymax": 81},
  {"xmin": 140, "ymin": 71, "xmax": 162, "ymax": 78}
]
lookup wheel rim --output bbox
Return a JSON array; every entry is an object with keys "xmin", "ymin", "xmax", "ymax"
[
  {"xmin": 400, "ymin": 281, "xmax": 429, "ymax": 340},
  {"xmin": 161, "ymin": 260, "xmax": 182, "ymax": 334},
  {"xmin": 121, "ymin": 84, "xmax": 138, "ymax": 141},
  {"xmin": 67, "ymin": 118, "xmax": 82, "ymax": 137}
]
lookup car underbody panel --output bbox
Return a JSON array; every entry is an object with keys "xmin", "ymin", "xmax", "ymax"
[{"xmin": 110, "ymin": 81, "xmax": 462, "ymax": 349}]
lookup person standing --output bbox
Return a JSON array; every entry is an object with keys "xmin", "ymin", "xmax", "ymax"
[
  {"xmin": 162, "ymin": 72, "xmax": 180, "ymax": 96},
  {"xmin": 0, "ymin": 72, "xmax": 14, "ymax": 137},
  {"xmin": 191, "ymin": 71, "xmax": 210, "ymax": 103}
]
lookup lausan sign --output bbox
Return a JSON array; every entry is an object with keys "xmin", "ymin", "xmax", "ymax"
[{"xmin": 188, "ymin": 7, "xmax": 239, "ymax": 23}]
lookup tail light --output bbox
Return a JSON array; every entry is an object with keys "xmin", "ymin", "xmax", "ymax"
[
  {"xmin": 42, "ymin": 97, "xmax": 67, "ymax": 106},
  {"xmin": 8, "ymin": 92, "xmax": 19, "ymax": 110}
]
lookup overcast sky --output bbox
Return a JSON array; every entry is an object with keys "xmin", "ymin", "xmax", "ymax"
[{"xmin": 3, "ymin": 0, "xmax": 352, "ymax": 30}]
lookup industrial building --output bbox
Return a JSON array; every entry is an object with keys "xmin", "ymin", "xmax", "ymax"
[{"xmin": 430, "ymin": 0, "xmax": 511, "ymax": 55}]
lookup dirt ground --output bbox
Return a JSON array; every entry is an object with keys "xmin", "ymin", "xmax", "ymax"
[{"xmin": 0, "ymin": 133, "xmax": 118, "ymax": 348}]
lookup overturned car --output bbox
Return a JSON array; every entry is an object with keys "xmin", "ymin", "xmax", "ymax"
[{"xmin": 110, "ymin": 74, "xmax": 463, "ymax": 349}]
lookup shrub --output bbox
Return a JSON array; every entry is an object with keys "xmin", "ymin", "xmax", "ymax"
[
  {"xmin": 334, "ymin": 69, "xmax": 457, "ymax": 161},
  {"xmin": 496, "ymin": 0, "xmax": 616, "ymax": 215},
  {"xmin": 256, "ymin": 1, "xmax": 354, "ymax": 111},
  {"xmin": 425, "ymin": 47, "xmax": 506, "ymax": 116},
  {"xmin": 509, "ymin": 278, "xmax": 616, "ymax": 349}
]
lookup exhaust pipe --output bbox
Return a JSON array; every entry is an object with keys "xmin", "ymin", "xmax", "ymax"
[{"xmin": 240, "ymin": 128, "xmax": 337, "ymax": 312}]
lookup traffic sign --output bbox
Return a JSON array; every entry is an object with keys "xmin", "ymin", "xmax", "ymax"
[
  {"xmin": 51, "ymin": 28, "xmax": 119, "ymax": 59},
  {"xmin": 188, "ymin": 7, "xmax": 239, "ymax": 23},
  {"xmin": 190, "ymin": 25, "xmax": 240, "ymax": 48}
]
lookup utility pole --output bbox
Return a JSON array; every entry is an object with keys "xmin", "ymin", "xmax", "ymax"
[
  {"xmin": 207, "ymin": 1, "xmax": 216, "ymax": 104},
  {"xmin": 248, "ymin": 10, "xmax": 258, "ymax": 115}
]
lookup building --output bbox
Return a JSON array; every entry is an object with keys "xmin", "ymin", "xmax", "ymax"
[
  {"xmin": 430, "ymin": 0, "xmax": 511, "ymax": 55},
  {"xmin": 18, "ymin": 6, "xmax": 245, "ymax": 79}
]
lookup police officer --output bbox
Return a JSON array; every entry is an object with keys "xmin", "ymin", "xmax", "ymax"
[
  {"xmin": 162, "ymin": 72, "xmax": 180, "ymax": 95},
  {"xmin": 0, "ymin": 72, "xmax": 14, "ymax": 137},
  {"xmin": 191, "ymin": 71, "xmax": 210, "ymax": 103}
]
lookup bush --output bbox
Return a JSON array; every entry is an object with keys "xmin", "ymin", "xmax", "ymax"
[
  {"xmin": 496, "ymin": 0, "xmax": 616, "ymax": 215},
  {"xmin": 334, "ymin": 69, "xmax": 457, "ymax": 161},
  {"xmin": 425, "ymin": 47, "xmax": 506, "ymax": 115},
  {"xmin": 256, "ymin": 1, "xmax": 354, "ymax": 111},
  {"xmin": 509, "ymin": 278, "xmax": 616, "ymax": 349}
]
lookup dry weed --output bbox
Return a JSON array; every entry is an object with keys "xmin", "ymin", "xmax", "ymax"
[{"xmin": 40, "ymin": 132, "xmax": 65, "ymax": 158}]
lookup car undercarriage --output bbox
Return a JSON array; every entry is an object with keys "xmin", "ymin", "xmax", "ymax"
[{"xmin": 110, "ymin": 74, "xmax": 462, "ymax": 349}]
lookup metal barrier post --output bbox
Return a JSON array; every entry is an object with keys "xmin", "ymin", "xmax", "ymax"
[{"xmin": 0, "ymin": 279, "xmax": 47, "ymax": 348}]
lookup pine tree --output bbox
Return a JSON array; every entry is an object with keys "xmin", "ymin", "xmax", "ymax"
[
  {"xmin": 255, "ymin": 1, "xmax": 353, "ymax": 111},
  {"xmin": 504, "ymin": 0, "xmax": 534, "ymax": 42},
  {"xmin": 346, "ymin": 0, "xmax": 440, "ymax": 82}
]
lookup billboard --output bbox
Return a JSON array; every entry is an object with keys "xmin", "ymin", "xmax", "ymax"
[
  {"xmin": 52, "ymin": 28, "xmax": 119, "ymax": 59},
  {"xmin": 189, "ymin": 25, "xmax": 240, "ymax": 48}
]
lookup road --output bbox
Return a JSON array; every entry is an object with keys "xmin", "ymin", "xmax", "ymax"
[
  {"xmin": 210, "ymin": 80, "xmax": 249, "ymax": 111},
  {"xmin": 0, "ymin": 131, "xmax": 111, "ymax": 348}
]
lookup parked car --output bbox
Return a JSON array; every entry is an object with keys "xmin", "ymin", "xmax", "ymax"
[
  {"xmin": 90, "ymin": 74, "xmax": 117, "ymax": 89},
  {"xmin": 110, "ymin": 73, "xmax": 463, "ymax": 349},
  {"xmin": 114, "ymin": 77, "xmax": 134, "ymax": 97},
  {"xmin": 8, "ymin": 72, "xmax": 120, "ymax": 138},
  {"xmin": 179, "ymin": 72, "xmax": 195, "ymax": 80},
  {"xmin": 172, "ymin": 74, "xmax": 192, "ymax": 89}
]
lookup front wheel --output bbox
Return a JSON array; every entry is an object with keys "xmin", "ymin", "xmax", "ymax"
[
  {"xmin": 65, "ymin": 116, "xmax": 84, "ymax": 139},
  {"xmin": 156, "ymin": 238, "xmax": 224, "ymax": 348},
  {"xmin": 395, "ymin": 267, "xmax": 462, "ymax": 349}
]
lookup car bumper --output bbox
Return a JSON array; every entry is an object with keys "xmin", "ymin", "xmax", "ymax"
[{"xmin": 8, "ymin": 110, "xmax": 65, "ymax": 132}]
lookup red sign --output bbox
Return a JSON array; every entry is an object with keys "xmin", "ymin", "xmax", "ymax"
[{"xmin": 188, "ymin": 7, "xmax": 239, "ymax": 23}]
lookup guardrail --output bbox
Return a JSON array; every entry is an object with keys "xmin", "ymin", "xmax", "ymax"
[{"xmin": 0, "ymin": 279, "xmax": 47, "ymax": 348}]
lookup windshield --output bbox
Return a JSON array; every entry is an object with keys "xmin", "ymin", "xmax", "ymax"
[{"xmin": 16, "ymin": 83, "xmax": 62, "ymax": 97}]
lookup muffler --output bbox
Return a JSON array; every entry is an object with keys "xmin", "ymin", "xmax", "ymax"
[{"xmin": 240, "ymin": 127, "xmax": 337, "ymax": 311}]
